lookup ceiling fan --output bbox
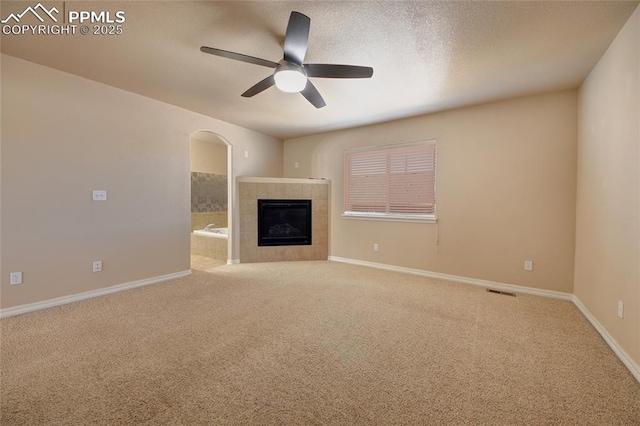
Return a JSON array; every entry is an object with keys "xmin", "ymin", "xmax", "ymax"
[{"xmin": 200, "ymin": 11, "xmax": 374, "ymax": 108}]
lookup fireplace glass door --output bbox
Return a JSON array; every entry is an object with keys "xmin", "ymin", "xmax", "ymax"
[{"xmin": 257, "ymin": 199, "xmax": 312, "ymax": 246}]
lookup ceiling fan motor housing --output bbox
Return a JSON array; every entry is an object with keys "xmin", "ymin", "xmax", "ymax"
[{"xmin": 274, "ymin": 61, "xmax": 308, "ymax": 92}]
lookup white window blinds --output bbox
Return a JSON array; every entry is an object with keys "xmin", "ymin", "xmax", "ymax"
[{"xmin": 344, "ymin": 141, "xmax": 437, "ymax": 217}]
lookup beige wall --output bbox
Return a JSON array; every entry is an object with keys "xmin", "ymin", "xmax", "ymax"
[
  {"xmin": 190, "ymin": 136, "xmax": 228, "ymax": 175},
  {"xmin": 576, "ymin": 7, "xmax": 639, "ymax": 367},
  {"xmin": 284, "ymin": 91, "xmax": 578, "ymax": 293},
  {"xmin": 0, "ymin": 54, "xmax": 282, "ymax": 309}
]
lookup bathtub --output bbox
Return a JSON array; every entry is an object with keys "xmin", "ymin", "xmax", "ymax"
[{"xmin": 193, "ymin": 227, "xmax": 228, "ymax": 239}]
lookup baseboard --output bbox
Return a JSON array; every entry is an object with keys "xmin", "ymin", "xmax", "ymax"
[
  {"xmin": 572, "ymin": 296, "xmax": 640, "ymax": 382},
  {"xmin": 328, "ymin": 256, "xmax": 573, "ymax": 300},
  {"xmin": 0, "ymin": 270, "xmax": 191, "ymax": 319},
  {"xmin": 227, "ymin": 259, "xmax": 240, "ymax": 265}
]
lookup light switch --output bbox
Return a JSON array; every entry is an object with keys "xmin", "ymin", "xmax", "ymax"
[{"xmin": 92, "ymin": 190, "xmax": 107, "ymax": 201}]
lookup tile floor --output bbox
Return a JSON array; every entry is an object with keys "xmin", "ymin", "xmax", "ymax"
[{"xmin": 191, "ymin": 254, "xmax": 226, "ymax": 272}]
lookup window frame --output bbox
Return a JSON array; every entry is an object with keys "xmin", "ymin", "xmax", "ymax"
[{"xmin": 342, "ymin": 139, "xmax": 437, "ymax": 223}]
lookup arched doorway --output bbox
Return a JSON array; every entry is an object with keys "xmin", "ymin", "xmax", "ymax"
[{"xmin": 189, "ymin": 131, "xmax": 232, "ymax": 270}]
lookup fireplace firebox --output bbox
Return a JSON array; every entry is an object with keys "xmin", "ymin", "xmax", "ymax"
[{"xmin": 257, "ymin": 199, "xmax": 312, "ymax": 246}]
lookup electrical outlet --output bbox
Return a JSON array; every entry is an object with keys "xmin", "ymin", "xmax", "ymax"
[
  {"xmin": 10, "ymin": 272, "xmax": 23, "ymax": 285},
  {"xmin": 373, "ymin": 243, "xmax": 379, "ymax": 252},
  {"xmin": 92, "ymin": 261, "xmax": 103, "ymax": 273},
  {"xmin": 294, "ymin": 161, "xmax": 299, "ymax": 169},
  {"xmin": 617, "ymin": 300, "xmax": 624, "ymax": 319},
  {"xmin": 244, "ymin": 150, "xmax": 249, "ymax": 158},
  {"xmin": 524, "ymin": 260, "xmax": 533, "ymax": 271}
]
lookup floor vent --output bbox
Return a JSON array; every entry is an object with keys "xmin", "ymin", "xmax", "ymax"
[{"xmin": 486, "ymin": 288, "xmax": 516, "ymax": 297}]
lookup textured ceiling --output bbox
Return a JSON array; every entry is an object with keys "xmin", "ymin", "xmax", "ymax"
[{"xmin": 1, "ymin": 1, "xmax": 638, "ymax": 139}]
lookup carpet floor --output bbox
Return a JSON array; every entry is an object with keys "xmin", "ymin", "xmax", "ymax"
[{"xmin": 1, "ymin": 261, "xmax": 639, "ymax": 425}]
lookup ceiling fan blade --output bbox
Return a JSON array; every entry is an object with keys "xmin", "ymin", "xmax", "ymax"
[
  {"xmin": 241, "ymin": 75, "xmax": 276, "ymax": 97},
  {"xmin": 301, "ymin": 80, "xmax": 326, "ymax": 108},
  {"xmin": 200, "ymin": 46, "xmax": 278, "ymax": 69},
  {"xmin": 304, "ymin": 64, "xmax": 374, "ymax": 79},
  {"xmin": 283, "ymin": 11, "xmax": 310, "ymax": 65}
]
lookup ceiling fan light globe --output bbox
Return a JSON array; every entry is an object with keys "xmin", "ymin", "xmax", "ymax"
[{"xmin": 274, "ymin": 69, "xmax": 307, "ymax": 93}]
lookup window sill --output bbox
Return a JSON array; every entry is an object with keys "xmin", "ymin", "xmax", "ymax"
[{"xmin": 341, "ymin": 212, "xmax": 437, "ymax": 223}]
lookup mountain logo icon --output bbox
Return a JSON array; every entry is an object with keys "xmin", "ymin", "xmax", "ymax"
[{"xmin": 1, "ymin": 3, "xmax": 59, "ymax": 24}]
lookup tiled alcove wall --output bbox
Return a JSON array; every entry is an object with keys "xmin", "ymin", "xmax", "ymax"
[
  {"xmin": 238, "ymin": 177, "xmax": 329, "ymax": 263},
  {"xmin": 191, "ymin": 171, "xmax": 228, "ymax": 231},
  {"xmin": 191, "ymin": 212, "xmax": 227, "ymax": 232},
  {"xmin": 191, "ymin": 172, "xmax": 228, "ymax": 260},
  {"xmin": 191, "ymin": 172, "xmax": 227, "ymax": 212}
]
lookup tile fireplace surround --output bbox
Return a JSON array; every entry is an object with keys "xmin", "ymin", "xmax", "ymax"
[{"xmin": 238, "ymin": 177, "xmax": 329, "ymax": 263}]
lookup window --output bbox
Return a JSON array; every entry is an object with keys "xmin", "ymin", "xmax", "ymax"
[{"xmin": 343, "ymin": 140, "xmax": 437, "ymax": 222}]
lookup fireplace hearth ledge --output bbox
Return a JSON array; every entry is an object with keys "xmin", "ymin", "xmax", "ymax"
[{"xmin": 237, "ymin": 176, "xmax": 328, "ymax": 185}]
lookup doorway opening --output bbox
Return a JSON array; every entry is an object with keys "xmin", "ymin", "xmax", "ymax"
[{"xmin": 189, "ymin": 131, "xmax": 231, "ymax": 271}]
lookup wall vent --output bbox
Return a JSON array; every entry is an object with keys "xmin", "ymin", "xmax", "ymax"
[{"xmin": 486, "ymin": 288, "xmax": 516, "ymax": 297}]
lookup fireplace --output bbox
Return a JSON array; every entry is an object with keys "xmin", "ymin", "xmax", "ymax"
[{"xmin": 257, "ymin": 199, "xmax": 312, "ymax": 246}]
